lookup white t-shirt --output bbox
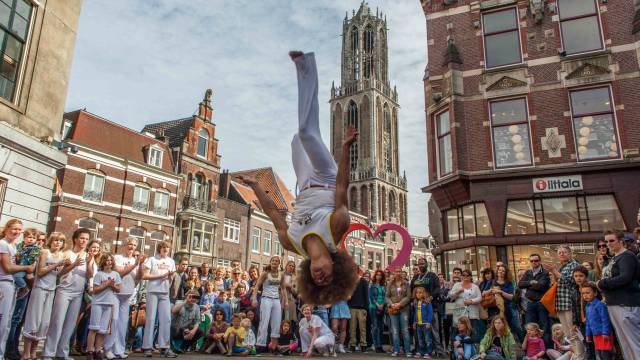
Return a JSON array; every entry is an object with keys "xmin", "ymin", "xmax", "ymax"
[
  {"xmin": 115, "ymin": 254, "xmax": 137, "ymax": 295},
  {"xmin": 299, "ymin": 314, "xmax": 333, "ymax": 337},
  {"xmin": 144, "ymin": 255, "xmax": 175, "ymax": 294},
  {"xmin": 92, "ymin": 270, "xmax": 122, "ymax": 305},
  {"xmin": 58, "ymin": 250, "xmax": 88, "ymax": 293},
  {"xmin": 0, "ymin": 239, "xmax": 17, "ymax": 281}
]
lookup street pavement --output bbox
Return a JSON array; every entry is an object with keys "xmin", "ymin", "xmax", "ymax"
[{"xmin": 125, "ymin": 353, "xmax": 449, "ymax": 360}]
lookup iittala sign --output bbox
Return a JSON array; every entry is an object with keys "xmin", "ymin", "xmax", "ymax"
[{"xmin": 533, "ymin": 175, "xmax": 583, "ymax": 193}]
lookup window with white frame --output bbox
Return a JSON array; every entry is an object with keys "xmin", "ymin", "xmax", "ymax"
[
  {"xmin": 558, "ymin": 0, "xmax": 603, "ymax": 56},
  {"xmin": 223, "ymin": 218, "xmax": 240, "ymax": 243},
  {"xmin": 274, "ymin": 240, "xmax": 281, "ymax": 256},
  {"xmin": 263, "ymin": 230, "xmax": 272, "ymax": 255},
  {"xmin": 192, "ymin": 221, "xmax": 215, "ymax": 254},
  {"xmin": 148, "ymin": 231, "xmax": 166, "ymax": 256},
  {"xmin": 490, "ymin": 98, "xmax": 533, "ymax": 168},
  {"xmin": 132, "ymin": 184, "xmax": 150, "ymax": 212},
  {"xmin": 197, "ymin": 128, "xmax": 208, "ymax": 158},
  {"xmin": 0, "ymin": 0, "xmax": 33, "ymax": 102},
  {"xmin": 78, "ymin": 217, "xmax": 99, "ymax": 240},
  {"xmin": 570, "ymin": 87, "xmax": 619, "ymax": 161},
  {"xmin": 436, "ymin": 110, "xmax": 452, "ymax": 177},
  {"xmin": 482, "ymin": 7, "xmax": 521, "ymax": 68},
  {"xmin": 179, "ymin": 219, "xmax": 189, "ymax": 250},
  {"xmin": 62, "ymin": 120, "xmax": 73, "ymax": 140},
  {"xmin": 153, "ymin": 191, "xmax": 169, "ymax": 216},
  {"xmin": 251, "ymin": 227, "xmax": 260, "ymax": 253},
  {"xmin": 83, "ymin": 171, "xmax": 105, "ymax": 202},
  {"xmin": 217, "ymin": 258, "xmax": 231, "ymax": 268},
  {"xmin": 148, "ymin": 146, "xmax": 163, "ymax": 168}
]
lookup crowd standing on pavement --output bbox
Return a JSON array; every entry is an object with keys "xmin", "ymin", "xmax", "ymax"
[{"xmin": 0, "ymin": 219, "xmax": 639, "ymax": 360}]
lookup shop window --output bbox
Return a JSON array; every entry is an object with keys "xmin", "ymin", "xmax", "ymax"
[
  {"xmin": 570, "ymin": 87, "xmax": 619, "ymax": 161},
  {"xmin": 490, "ymin": 98, "xmax": 532, "ymax": 168},
  {"xmin": 0, "ymin": 0, "xmax": 33, "ymax": 102},
  {"xmin": 558, "ymin": 0, "xmax": 603, "ymax": 55},
  {"xmin": 436, "ymin": 110, "xmax": 452, "ymax": 177},
  {"xmin": 132, "ymin": 184, "xmax": 150, "ymax": 212},
  {"xmin": 505, "ymin": 194, "xmax": 625, "ymax": 235},
  {"xmin": 512, "ymin": 243, "xmax": 596, "ymax": 272},
  {"xmin": 482, "ymin": 7, "xmax": 521, "ymax": 68},
  {"xmin": 251, "ymin": 227, "xmax": 260, "ymax": 253},
  {"xmin": 446, "ymin": 203, "xmax": 493, "ymax": 242},
  {"xmin": 82, "ymin": 171, "xmax": 105, "ymax": 203}
]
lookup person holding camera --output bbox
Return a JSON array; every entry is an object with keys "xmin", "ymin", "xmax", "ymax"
[{"xmin": 171, "ymin": 290, "xmax": 204, "ymax": 353}]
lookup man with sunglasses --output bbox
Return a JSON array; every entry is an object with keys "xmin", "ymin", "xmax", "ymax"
[
  {"xmin": 171, "ymin": 290, "xmax": 204, "ymax": 353},
  {"xmin": 517, "ymin": 253, "xmax": 551, "ymax": 346}
]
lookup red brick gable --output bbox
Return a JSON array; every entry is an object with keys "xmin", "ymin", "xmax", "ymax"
[
  {"xmin": 64, "ymin": 109, "xmax": 174, "ymax": 172},
  {"xmin": 230, "ymin": 167, "xmax": 295, "ymax": 212}
]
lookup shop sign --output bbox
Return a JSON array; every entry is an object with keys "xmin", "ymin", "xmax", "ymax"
[{"xmin": 533, "ymin": 175, "xmax": 583, "ymax": 193}]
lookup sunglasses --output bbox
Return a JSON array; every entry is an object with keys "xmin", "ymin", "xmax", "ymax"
[
  {"xmin": 530, "ymin": 259, "xmax": 540, "ymax": 263},
  {"xmin": 597, "ymin": 244, "xmax": 608, "ymax": 249}
]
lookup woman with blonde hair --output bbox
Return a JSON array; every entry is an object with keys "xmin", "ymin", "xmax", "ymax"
[
  {"xmin": 21, "ymin": 232, "xmax": 68, "ymax": 360},
  {"xmin": 252, "ymin": 256, "xmax": 287, "ymax": 353},
  {"xmin": 0, "ymin": 219, "xmax": 35, "ymax": 358}
]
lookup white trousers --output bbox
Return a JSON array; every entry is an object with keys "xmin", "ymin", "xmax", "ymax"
[
  {"xmin": 256, "ymin": 297, "xmax": 282, "ymax": 346},
  {"xmin": 143, "ymin": 292, "xmax": 171, "ymax": 350},
  {"xmin": 43, "ymin": 289, "xmax": 83, "ymax": 358},
  {"xmin": 105, "ymin": 294, "xmax": 133, "ymax": 355},
  {"xmin": 0, "ymin": 281, "xmax": 16, "ymax": 358},
  {"xmin": 22, "ymin": 286, "xmax": 55, "ymax": 340},
  {"xmin": 292, "ymin": 52, "xmax": 337, "ymax": 192},
  {"xmin": 89, "ymin": 304, "xmax": 113, "ymax": 334},
  {"xmin": 299, "ymin": 329, "xmax": 335, "ymax": 353},
  {"xmin": 608, "ymin": 305, "xmax": 640, "ymax": 360}
]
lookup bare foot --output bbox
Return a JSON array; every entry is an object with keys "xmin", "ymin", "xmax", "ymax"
[{"xmin": 289, "ymin": 51, "xmax": 304, "ymax": 61}]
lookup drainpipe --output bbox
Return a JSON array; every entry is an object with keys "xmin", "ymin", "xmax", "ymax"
[
  {"xmin": 244, "ymin": 206, "xmax": 253, "ymax": 268},
  {"xmin": 115, "ymin": 160, "xmax": 129, "ymax": 254}
]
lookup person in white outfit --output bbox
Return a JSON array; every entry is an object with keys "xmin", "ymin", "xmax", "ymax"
[
  {"xmin": 42, "ymin": 227, "xmax": 92, "ymax": 360},
  {"xmin": 21, "ymin": 232, "xmax": 68, "ymax": 360},
  {"xmin": 87, "ymin": 254, "xmax": 122, "ymax": 360},
  {"xmin": 141, "ymin": 240, "xmax": 177, "ymax": 358},
  {"xmin": 0, "ymin": 219, "xmax": 35, "ymax": 359},
  {"xmin": 105, "ymin": 237, "xmax": 145, "ymax": 359},
  {"xmin": 251, "ymin": 256, "xmax": 286, "ymax": 351},
  {"xmin": 238, "ymin": 51, "xmax": 358, "ymax": 305},
  {"xmin": 299, "ymin": 304, "xmax": 336, "ymax": 357}
]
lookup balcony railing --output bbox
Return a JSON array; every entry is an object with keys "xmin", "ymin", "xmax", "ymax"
[
  {"xmin": 183, "ymin": 195, "xmax": 216, "ymax": 214},
  {"xmin": 132, "ymin": 201, "xmax": 148, "ymax": 212},
  {"xmin": 153, "ymin": 206, "xmax": 168, "ymax": 217},
  {"xmin": 82, "ymin": 190, "xmax": 103, "ymax": 202},
  {"xmin": 349, "ymin": 166, "xmax": 407, "ymax": 189},
  {"xmin": 331, "ymin": 78, "xmax": 398, "ymax": 102}
]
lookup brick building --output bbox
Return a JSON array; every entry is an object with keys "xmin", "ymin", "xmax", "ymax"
[
  {"xmin": 0, "ymin": 0, "xmax": 82, "ymax": 229},
  {"xmin": 143, "ymin": 90, "xmax": 223, "ymax": 265},
  {"xmin": 50, "ymin": 110, "xmax": 180, "ymax": 254},
  {"xmin": 420, "ymin": 0, "xmax": 640, "ymax": 275}
]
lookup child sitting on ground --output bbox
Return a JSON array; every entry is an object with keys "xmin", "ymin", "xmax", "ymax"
[
  {"xmin": 522, "ymin": 323, "xmax": 546, "ymax": 360},
  {"xmin": 276, "ymin": 320, "xmax": 298, "ymax": 356},
  {"xmin": 224, "ymin": 314, "xmax": 248, "ymax": 356},
  {"xmin": 546, "ymin": 323, "xmax": 572, "ymax": 360},
  {"xmin": 452, "ymin": 316, "xmax": 476, "ymax": 360},
  {"xmin": 241, "ymin": 318, "xmax": 257, "ymax": 355}
]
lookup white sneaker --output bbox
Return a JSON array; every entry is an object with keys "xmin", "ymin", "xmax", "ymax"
[
  {"xmin": 328, "ymin": 346, "xmax": 337, "ymax": 358},
  {"xmin": 391, "ymin": 352, "xmax": 398, "ymax": 357},
  {"xmin": 337, "ymin": 344, "xmax": 346, "ymax": 354},
  {"xmin": 406, "ymin": 353, "xmax": 413, "ymax": 358},
  {"xmin": 105, "ymin": 351, "xmax": 115, "ymax": 360}
]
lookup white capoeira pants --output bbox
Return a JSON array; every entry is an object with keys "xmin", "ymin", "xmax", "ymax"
[
  {"xmin": 143, "ymin": 292, "xmax": 171, "ymax": 350},
  {"xmin": 292, "ymin": 52, "xmax": 337, "ymax": 192},
  {"xmin": 89, "ymin": 304, "xmax": 113, "ymax": 335},
  {"xmin": 299, "ymin": 330, "xmax": 335, "ymax": 353},
  {"xmin": 105, "ymin": 294, "xmax": 133, "ymax": 355},
  {"xmin": 0, "ymin": 281, "xmax": 16, "ymax": 358},
  {"xmin": 22, "ymin": 286, "xmax": 56, "ymax": 340},
  {"xmin": 43, "ymin": 289, "xmax": 84, "ymax": 358},
  {"xmin": 608, "ymin": 305, "xmax": 640, "ymax": 360},
  {"xmin": 256, "ymin": 297, "xmax": 282, "ymax": 346}
]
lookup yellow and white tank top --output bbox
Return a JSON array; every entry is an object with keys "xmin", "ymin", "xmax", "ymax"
[{"xmin": 287, "ymin": 187, "xmax": 337, "ymax": 257}]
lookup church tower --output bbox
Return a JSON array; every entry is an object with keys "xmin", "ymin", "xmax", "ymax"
[{"xmin": 330, "ymin": 2, "xmax": 408, "ymax": 227}]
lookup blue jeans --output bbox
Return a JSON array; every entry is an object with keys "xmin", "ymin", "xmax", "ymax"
[
  {"xmin": 505, "ymin": 306, "xmax": 523, "ymax": 342},
  {"xmin": 389, "ymin": 310, "xmax": 411, "ymax": 353},
  {"xmin": 416, "ymin": 324, "xmax": 433, "ymax": 355},
  {"xmin": 6, "ymin": 292, "xmax": 29, "ymax": 354},
  {"xmin": 132, "ymin": 326, "xmax": 144, "ymax": 349},
  {"xmin": 369, "ymin": 309, "xmax": 384, "ymax": 348},
  {"xmin": 525, "ymin": 301, "xmax": 550, "ymax": 346},
  {"xmin": 453, "ymin": 335, "xmax": 476, "ymax": 360}
]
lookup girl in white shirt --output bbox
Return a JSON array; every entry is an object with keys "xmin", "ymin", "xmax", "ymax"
[
  {"xmin": 141, "ymin": 241, "xmax": 176, "ymax": 358},
  {"xmin": 0, "ymin": 219, "xmax": 35, "ymax": 359},
  {"xmin": 22, "ymin": 232, "xmax": 68, "ymax": 360},
  {"xmin": 87, "ymin": 254, "xmax": 122, "ymax": 360},
  {"xmin": 104, "ymin": 237, "xmax": 144, "ymax": 359}
]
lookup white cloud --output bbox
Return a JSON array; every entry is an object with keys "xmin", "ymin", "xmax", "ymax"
[{"xmin": 66, "ymin": 0, "xmax": 430, "ymax": 235}]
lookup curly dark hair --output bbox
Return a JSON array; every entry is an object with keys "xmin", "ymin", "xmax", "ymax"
[{"xmin": 297, "ymin": 250, "xmax": 358, "ymax": 305}]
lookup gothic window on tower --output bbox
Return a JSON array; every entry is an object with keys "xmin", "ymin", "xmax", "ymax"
[
  {"xmin": 351, "ymin": 26, "xmax": 359, "ymax": 80},
  {"xmin": 384, "ymin": 104, "xmax": 392, "ymax": 171},
  {"xmin": 364, "ymin": 26, "xmax": 374, "ymax": 53},
  {"xmin": 348, "ymin": 101, "xmax": 359, "ymax": 170},
  {"xmin": 482, "ymin": 7, "xmax": 522, "ymax": 69},
  {"xmin": 435, "ymin": 110, "xmax": 453, "ymax": 178}
]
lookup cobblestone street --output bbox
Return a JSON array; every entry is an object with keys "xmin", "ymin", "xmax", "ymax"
[{"xmin": 125, "ymin": 353, "xmax": 449, "ymax": 360}]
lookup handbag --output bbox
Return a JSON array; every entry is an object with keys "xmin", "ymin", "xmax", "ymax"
[
  {"xmin": 540, "ymin": 282, "xmax": 558, "ymax": 317},
  {"xmin": 481, "ymin": 291, "xmax": 497, "ymax": 308}
]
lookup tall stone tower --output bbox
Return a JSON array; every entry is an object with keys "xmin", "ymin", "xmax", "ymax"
[{"xmin": 330, "ymin": 2, "xmax": 408, "ymax": 227}]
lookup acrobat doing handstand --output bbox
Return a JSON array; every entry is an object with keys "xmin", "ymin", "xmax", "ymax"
[{"xmin": 239, "ymin": 51, "xmax": 358, "ymax": 305}]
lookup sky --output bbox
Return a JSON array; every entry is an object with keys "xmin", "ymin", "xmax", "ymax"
[{"xmin": 65, "ymin": 0, "xmax": 430, "ymax": 235}]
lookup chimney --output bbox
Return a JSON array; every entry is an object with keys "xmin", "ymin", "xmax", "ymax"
[
  {"xmin": 198, "ymin": 88, "xmax": 213, "ymax": 122},
  {"xmin": 219, "ymin": 169, "xmax": 230, "ymax": 198}
]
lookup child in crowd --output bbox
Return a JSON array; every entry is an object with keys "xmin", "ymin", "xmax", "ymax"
[
  {"xmin": 224, "ymin": 314, "xmax": 248, "ymax": 356},
  {"xmin": 216, "ymin": 291, "xmax": 232, "ymax": 324},
  {"xmin": 330, "ymin": 300, "xmax": 350, "ymax": 353},
  {"xmin": 478, "ymin": 315, "xmax": 516, "ymax": 360},
  {"xmin": 452, "ymin": 316, "xmax": 476, "ymax": 360},
  {"xmin": 228, "ymin": 289, "xmax": 239, "ymax": 315},
  {"xmin": 203, "ymin": 309, "xmax": 228, "ymax": 354},
  {"xmin": 412, "ymin": 287, "xmax": 433, "ymax": 359},
  {"xmin": 583, "ymin": 283, "xmax": 613, "ymax": 360},
  {"xmin": 14, "ymin": 228, "xmax": 41, "ymax": 298},
  {"xmin": 200, "ymin": 281, "xmax": 219, "ymax": 313},
  {"xmin": 546, "ymin": 324, "xmax": 572, "ymax": 360},
  {"xmin": 236, "ymin": 283, "xmax": 252, "ymax": 312},
  {"xmin": 276, "ymin": 320, "xmax": 298, "ymax": 356},
  {"xmin": 241, "ymin": 318, "xmax": 257, "ymax": 355},
  {"xmin": 522, "ymin": 323, "xmax": 546, "ymax": 360},
  {"xmin": 86, "ymin": 254, "xmax": 122, "ymax": 360}
]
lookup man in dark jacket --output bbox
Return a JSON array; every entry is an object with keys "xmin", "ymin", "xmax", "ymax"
[
  {"xmin": 517, "ymin": 253, "xmax": 551, "ymax": 346},
  {"xmin": 348, "ymin": 271, "xmax": 369, "ymax": 352},
  {"xmin": 411, "ymin": 258, "xmax": 444, "ymax": 357}
]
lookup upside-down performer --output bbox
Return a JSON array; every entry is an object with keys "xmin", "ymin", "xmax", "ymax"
[{"xmin": 239, "ymin": 51, "xmax": 358, "ymax": 305}]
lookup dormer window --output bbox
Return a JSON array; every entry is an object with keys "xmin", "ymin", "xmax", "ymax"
[
  {"xmin": 62, "ymin": 120, "xmax": 74, "ymax": 140},
  {"xmin": 148, "ymin": 145, "xmax": 163, "ymax": 167},
  {"xmin": 197, "ymin": 128, "xmax": 208, "ymax": 158}
]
